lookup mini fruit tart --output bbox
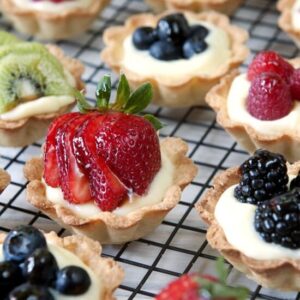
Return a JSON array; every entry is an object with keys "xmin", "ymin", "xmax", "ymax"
[
  {"xmin": 278, "ymin": 0, "xmax": 300, "ymax": 48},
  {"xmin": 206, "ymin": 50, "xmax": 300, "ymax": 162},
  {"xmin": 24, "ymin": 74, "xmax": 197, "ymax": 244},
  {"xmin": 0, "ymin": 31, "xmax": 84, "ymax": 148},
  {"xmin": 196, "ymin": 149, "xmax": 300, "ymax": 290},
  {"xmin": 0, "ymin": 225, "xmax": 123, "ymax": 299},
  {"xmin": 1, "ymin": 0, "xmax": 110, "ymax": 40},
  {"xmin": 0, "ymin": 168, "xmax": 10, "ymax": 194},
  {"xmin": 145, "ymin": 0, "xmax": 243, "ymax": 15},
  {"xmin": 101, "ymin": 11, "xmax": 248, "ymax": 108}
]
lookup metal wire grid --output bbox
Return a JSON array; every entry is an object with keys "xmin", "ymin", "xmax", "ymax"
[{"xmin": 0, "ymin": 0, "xmax": 299, "ymax": 299}]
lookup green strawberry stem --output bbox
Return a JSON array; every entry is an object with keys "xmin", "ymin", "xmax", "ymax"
[{"xmin": 75, "ymin": 74, "xmax": 163, "ymax": 131}]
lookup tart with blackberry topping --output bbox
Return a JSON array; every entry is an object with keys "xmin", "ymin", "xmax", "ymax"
[
  {"xmin": 145, "ymin": 0, "xmax": 244, "ymax": 15},
  {"xmin": 0, "ymin": 225, "xmax": 123, "ymax": 299},
  {"xmin": 101, "ymin": 11, "xmax": 248, "ymax": 108},
  {"xmin": 0, "ymin": 31, "xmax": 84, "ymax": 147},
  {"xmin": 24, "ymin": 74, "xmax": 197, "ymax": 244},
  {"xmin": 1, "ymin": 0, "xmax": 110, "ymax": 40},
  {"xmin": 197, "ymin": 149, "xmax": 300, "ymax": 290},
  {"xmin": 206, "ymin": 50, "xmax": 300, "ymax": 162},
  {"xmin": 0, "ymin": 168, "xmax": 10, "ymax": 194}
]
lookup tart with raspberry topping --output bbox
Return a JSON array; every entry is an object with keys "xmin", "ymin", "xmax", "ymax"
[
  {"xmin": 0, "ymin": 225, "xmax": 123, "ymax": 299},
  {"xmin": 206, "ymin": 50, "xmax": 300, "ymax": 162},
  {"xmin": 1, "ymin": 0, "xmax": 110, "ymax": 40},
  {"xmin": 101, "ymin": 11, "xmax": 248, "ymax": 108},
  {"xmin": 197, "ymin": 149, "xmax": 300, "ymax": 290},
  {"xmin": 24, "ymin": 74, "xmax": 197, "ymax": 244},
  {"xmin": 0, "ymin": 168, "xmax": 10, "ymax": 194}
]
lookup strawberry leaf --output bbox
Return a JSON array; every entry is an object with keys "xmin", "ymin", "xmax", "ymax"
[
  {"xmin": 74, "ymin": 89, "xmax": 94, "ymax": 113},
  {"xmin": 124, "ymin": 83, "xmax": 152, "ymax": 114},
  {"xmin": 144, "ymin": 114, "xmax": 164, "ymax": 131},
  {"xmin": 216, "ymin": 257, "xmax": 227, "ymax": 284},
  {"xmin": 96, "ymin": 75, "xmax": 111, "ymax": 109},
  {"xmin": 114, "ymin": 74, "xmax": 131, "ymax": 110}
]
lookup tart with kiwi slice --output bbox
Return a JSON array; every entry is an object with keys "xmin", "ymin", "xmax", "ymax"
[
  {"xmin": 101, "ymin": 11, "xmax": 248, "ymax": 108},
  {"xmin": 1, "ymin": 0, "xmax": 110, "ymax": 40},
  {"xmin": 0, "ymin": 31, "xmax": 84, "ymax": 147},
  {"xmin": 0, "ymin": 168, "xmax": 10, "ymax": 194},
  {"xmin": 0, "ymin": 225, "xmax": 124, "ymax": 299},
  {"xmin": 24, "ymin": 74, "xmax": 197, "ymax": 244}
]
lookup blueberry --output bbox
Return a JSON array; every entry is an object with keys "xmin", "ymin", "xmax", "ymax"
[
  {"xmin": 55, "ymin": 266, "xmax": 91, "ymax": 295},
  {"xmin": 0, "ymin": 261, "xmax": 23, "ymax": 296},
  {"xmin": 156, "ymin": 13, "xmax": 189, "ymax": 44},
  {"xmin": 8, "ymin": 283, "xmax": 54, "ymax": 300},
  {"xmin": 132, "ymin": 27, "xmax": 157, "ymax": 50},
  {"xmin": 183, "ymin": 36, "xmax": 208, "ymax": 59},
  {"xmin": 189, "ymin": 25, "xmax": 209, "ymax": 39},
  {"xmin": 150, "ymin": 40, "xmax": 183, "ymax": 61},
  {"xmin": 22, "ymin": 248, "xmax": 58, "ymax": 286},
  {"xmin": 3, "ymin": 225, "xmax": 47, "ymax": 263}
]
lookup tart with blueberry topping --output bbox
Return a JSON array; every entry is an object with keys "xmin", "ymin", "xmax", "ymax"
[
  {"xmin": 197, "ymin": 149, "xmax": 300, "ymax": 290},
  {"xmin": 1, "ymin": 0, "xmax": 110, "ymax": 40},
  {"xmin": 0, "ymin": 168, "xmax": 10, "ymax": 194},
  {"xmin": 101, "ymin": 11, "xmax": 248, "ymax": 108},
  {"xmin": 0, "ymin": 225, "xmax": 123, "ymax": 299},
  {"xmin": 206, "ymin": 50, "xmax": 300, "ymax": 162},
  {"xmin": 24, "ymin": 74, "xmax": 197, "ymax": 244},
  {"xmin": 145, "ymin": 0, "xmax": 243, "ymax": 15},
  {"xmin": 0, "ymin": 31, "xmax": 84, "ymax": 147}
]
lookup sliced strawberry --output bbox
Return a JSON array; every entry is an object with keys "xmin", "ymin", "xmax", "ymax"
[
  {"xmin": 43, "ymin": 112, "xmax": 80, "ymax": 187},
  {"xmin": 95, "ymin": 112, "xmax": 161, "ymax": 195},
  {"xmin": 56, "ymin": 114, "xmax": 93, "ymax": 204},
  {"xmin": 73, "ymin": 114, "xmax": 128, "ymax": 211}
]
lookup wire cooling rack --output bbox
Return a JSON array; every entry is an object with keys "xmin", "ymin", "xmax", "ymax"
[{"xmin": 0, "ymin": 0, "xmax": 299, "ymax": 299}]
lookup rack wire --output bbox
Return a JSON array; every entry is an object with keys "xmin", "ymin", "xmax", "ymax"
[{"xmin": 0, "ymin": 0, "xmax": 299, "ymax": 299}]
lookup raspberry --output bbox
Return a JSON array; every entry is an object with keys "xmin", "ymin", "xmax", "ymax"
[
  {"xmin": 290, "ymin": 68, "xmax": 300, "ymax": 100},
  {"xmin": 246, "ymin": 72, "xmax": 292, "ymax": 121},
  {"xmin": 247, "ymin": 51, "xmax": 294, "ymax": 83}
]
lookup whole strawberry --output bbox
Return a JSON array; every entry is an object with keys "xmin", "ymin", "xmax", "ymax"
[{"xmin": 156, "ymin": 259, "xmax": 248, "ymax": 300}]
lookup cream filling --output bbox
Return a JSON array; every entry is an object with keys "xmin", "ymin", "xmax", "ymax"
[
  {"xmin": 292, "ymin": 0, "xmax": 300, "ymax": 30},
  {"xmin": 0, "ymin": 244, "xmax": 102, "ymax": 299},
  {"xmin": 215, "ymin": 175, "xmax": 300, "ymax": 260},
  {"xmin": 12, "ymin": 0, "xmax": 93, "ymax": 13},
  {"xmin": 121, "ymin": 20, "xmax": 231, "ymax": 81},
  {"xmin": 44, "ymin": 150, "xmax": 174, "ymax": 218},
  {"xmin": 227, "ymin": 73, "xmax": 300, "ymax": 136}
]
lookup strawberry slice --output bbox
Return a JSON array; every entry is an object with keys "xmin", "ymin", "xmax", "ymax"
[
  {"xmin": 73, "ymin": 114, "xmax": 128, "ymax": 211},
  {"xmin": 43, "ymin": 112, "xmax": 80, "ymax": 187},
  {"xmin": 56, "ymin": 114, "xmax": 93, "ymax": 204}
]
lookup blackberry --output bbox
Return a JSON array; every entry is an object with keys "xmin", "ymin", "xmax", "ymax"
[
  {"xmin": 234, "ymin": 149, "xmax": 288, "ymax": 204},
  {"xmin": 254, "ymin": 188, "xmax": 300, "ymax": 249},
  {"xmin": 290, "ymin": 171, "xmax": 300, "ymax": 190}
]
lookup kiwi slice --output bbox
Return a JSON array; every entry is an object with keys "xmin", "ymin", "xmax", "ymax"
[
  {"xmin": 0, "ymin": 43, "xmax": 75, "ymax": 114},
  {"xmin": 0, "ymin": 31, "xmax": 20, "ymax": 46}
]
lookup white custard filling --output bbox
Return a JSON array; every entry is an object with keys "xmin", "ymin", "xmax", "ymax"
[
  {"xmin": 12, "ymin": 0, "xmax": 94, "ymax": 13},
  {"xmin": 0, "ymin": 244, "xmax": 102, "ymax": 299},
  {"xmin": 227, "ymin": 73, "xmax": 300, "ymax": 136},
  {"xmin": 215, "ymin": 175, "xmax": 300, "ymax": 260},
  {"xmin": 292, "ymin": 0, "xmax": 300, "ymax": 30},
  {"xmin": 122, "ymin": 20, "xmax": 231, "ymax": 81},
  {"xmin": 45, "ymin": 150, "xmax": 174, "ymax": 218}
]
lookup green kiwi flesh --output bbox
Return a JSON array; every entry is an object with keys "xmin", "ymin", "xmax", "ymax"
[{"xmin": 0, "ymin": 31, "xmax": 20, "ymax": 46}]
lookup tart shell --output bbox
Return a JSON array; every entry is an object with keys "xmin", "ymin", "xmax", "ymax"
[
  {"xmin": 196, "ymin": 162, "xmax": 300, "ymax": 290},
  {"xmin": 206, "ymin": 58, "xmax": 300, "ymax": 162},
  {"xmin": 24, "ymin": 137, "xmax": 198, "ymax": 244},
  {"xmin": 145, "ymin": 0, "xmax": 243, "ymax": 15},
  {"xmin": 101, "ymin": 10, "xmax": 249, "ymax": 108},
  {"xmin": 1, "ymin": 0, "xmax": 110, "ymax": 40},
  {"xmin": 0, "ymin": 168, "xmax": 10, "ymax": 194},
  {"xmin": 0, "ymin": 45, "xmax": 84, "ymax": 148},
  {"xmin": 0, "ymin": 231, "xmax": 124, "ymax": 299}
]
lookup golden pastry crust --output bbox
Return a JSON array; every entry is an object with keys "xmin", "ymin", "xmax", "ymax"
[
  {"xmin": 0, "ymin": 168, "xmax": 10, "ymax": 194},
  {"xmin": 1, "ymin": 0, "xmax": 110, "ymax": 40},
  {"xmin": 206, "ymin": 58, "xmax": 300, "ymax": 162},
  {"xmin": 0, "ymin": 45, "xmax": 84, "ymax": 148},
  {"xmin": 101, "ymin": 10, "xmax": 248, "ymax": 108},
  {"xmin": 278, "ymin": 0, "xmax": 300, "ymax": 48},
  {"xmin": 196, "ymin": 162, "xmax": 300, "ymax": 290},
  {"xmin": 145, "ymin": 0, "xmax": 243, "ymax": 15},
  {"xmin": 24, "ymin": 137, "xmax": 198, "ymax": 244},
  {"xmin": 0, "ymin": 231, "xmax": 124, "ymax": 299}
]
